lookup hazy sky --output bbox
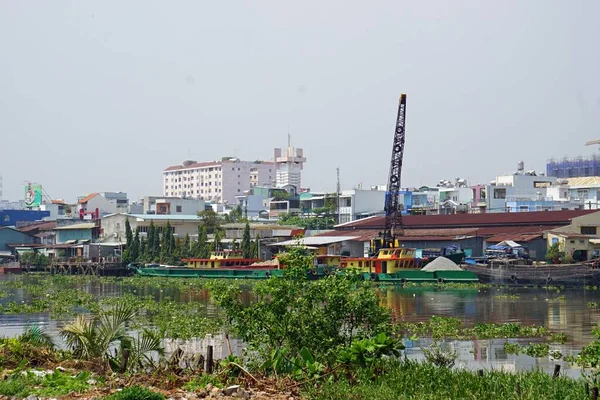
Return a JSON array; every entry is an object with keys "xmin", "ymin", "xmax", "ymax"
[{"xmin": 1, "ymin": 1, "xmax": 599, "ymax": 203}]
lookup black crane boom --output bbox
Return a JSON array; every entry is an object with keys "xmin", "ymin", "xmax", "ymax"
[{"xmin": 371, "ymin": 94, "xmax": 407, "ymax": 254}]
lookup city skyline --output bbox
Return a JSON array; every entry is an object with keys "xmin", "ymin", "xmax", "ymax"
[{"xmin": 1, "ymin": 1, "xmax": 599, "ymax": 202}]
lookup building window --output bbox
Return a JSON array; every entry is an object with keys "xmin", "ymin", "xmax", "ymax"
[
  {"xmin": 176, "ymin": 205, "xmax": 182, "ymax": 213},
  {"xmin": 493, "ymin": 189, "xmax": 506, "ymax": 199},
  {"xmin": 581, "ymin": 226, "xmax": 597, "ymax": 235}
]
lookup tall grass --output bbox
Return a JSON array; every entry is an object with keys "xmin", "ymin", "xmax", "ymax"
[{"xmin": 306, "ymin": 361, "xmax": 587, "ymax": 400}]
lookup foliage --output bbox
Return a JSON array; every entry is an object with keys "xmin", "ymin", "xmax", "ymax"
[
  {"xmin": 0, "ymin": 370, "xmax": 92, "ymax": 398},
  {"xmin": 19, "ymin": 251, "xmax": 51, "ymax": 267},
  {"xmin": 194, "ymin": 224, "xmax": 209, "ymax": 258},
  {"xmin": 210, "ymin": 246, "xmax": 391, "ymax": 372},
  {"xmin": 183, "ymin": 374, "xmax": 222, "ymax": 391},
  {"xmin": 336, "ymin": 333, "xmax": 404, "ymax": 370},
  {"xmin": 396, "ymin": 317, "xmax": 549, "ymax": 341},
  {"xmin": 106, "ymin": 385, "xmax": 165, "ymax": 400},
  {"xmin": 278, "ymin": 213, "xmax": 337, "ymax": 230},
  {"xmin": 566, "ymin": 323, "xmax": 600, "ymax": 370},
  {"xmin": 60, "ymin": 301, "xmax": 164, "ymax": 372},
  {"xmin": 122, "ymin": 218, "xmax": 134, "ymax": 264},
  {"xmin": 305, "ymin": 360, "xmax": 588, "ymax": 400},
  {"xmin": 18, "ymin": 325, "xmax": 56, "ymax": 349},
  {"xmin": 241, "ymin": 222, "xmax": 252, "ymax": 258},
  {"xmin": 422, "ymin": 341, "xmax": 458, "ymax": 368},
  {"xmin": 545, "ymin": 242, "xmax": 565, "ymax": 264},
  {"xmin": 212, "ymin": 229, "xmax": 222, "ymax": 252},
  {"xmin": 198, "ymin": 209, "xmax": 223, "ymax": 235}
]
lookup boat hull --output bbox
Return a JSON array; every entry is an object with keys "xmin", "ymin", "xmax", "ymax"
[
  {"xmin": 131, "ymin": 266, "xmax": 479, "ymax": 283},
  {"xmin": 463, "ymin": 263, "xmax": 600, "ymax": 286}
]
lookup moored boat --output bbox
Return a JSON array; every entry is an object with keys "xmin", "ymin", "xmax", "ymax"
[{"xmin": 463, "ymin": 258, "xmax": 600, "ymax": 286}]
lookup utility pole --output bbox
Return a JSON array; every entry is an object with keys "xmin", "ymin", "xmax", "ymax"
[{"xmin": 336, "ymin": 167, "xmax": 341, "ymax": 224}]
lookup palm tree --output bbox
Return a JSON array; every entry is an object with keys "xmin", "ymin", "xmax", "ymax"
[{"xmin": 60, "ymin": 302, "xmax": 164, "ymax": 372}]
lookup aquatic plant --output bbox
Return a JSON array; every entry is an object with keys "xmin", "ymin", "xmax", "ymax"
[
  {"xmin": 494, "ymin": 294, "xmax": 520, "ymax": 300},
  {"xmin": 60, "ymin": 301, "xmax": 164, "ymax": 372}
]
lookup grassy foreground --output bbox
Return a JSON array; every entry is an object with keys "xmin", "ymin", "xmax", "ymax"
[
  {"xmin": 0, "ymin": 361, "xmax": 590, "ymax": 399},
  {"xmin": 306, "ymin": 361, "xmax": 588, "ymax": 400}
]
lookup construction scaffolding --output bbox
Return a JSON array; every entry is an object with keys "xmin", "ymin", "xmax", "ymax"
[{"xmin": 546, "ymin": 155, "xmax": 600, "ymax": 178}]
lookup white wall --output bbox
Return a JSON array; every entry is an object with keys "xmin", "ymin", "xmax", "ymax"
[{"xmin": 101, "ymin": 214, "xmax": 203, "ymax": 242}]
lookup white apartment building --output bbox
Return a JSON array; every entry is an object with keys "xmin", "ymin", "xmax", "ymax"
[
  {"xmin": 274, "ymin": 142, "xmax": 306, "ymax": 188},
  {"xmin": 163, "ymin": 158, "xmax": 275, "ymax": 204}
]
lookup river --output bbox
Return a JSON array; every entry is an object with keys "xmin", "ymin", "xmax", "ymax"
[{"xmin": 2, "ymin": 275, "xmax": 600, "ymax": 378}]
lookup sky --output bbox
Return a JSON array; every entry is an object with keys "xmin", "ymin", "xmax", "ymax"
[{"xmin": 1, "ymin": 1, "xmax": 599, "ymax": 203}]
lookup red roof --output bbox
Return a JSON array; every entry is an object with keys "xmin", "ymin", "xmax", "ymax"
[
  {"xmin": 18, "ymin": 221, "xmax": 57, "ymax": 233},
  {"xmin": 316, "ymin": 224, "xmax": 562, "ymax": 243},
  {"xmin": 485, "ymin": 233, "xmax": 543, "ymax": 243},
  {"xmin": 164, "ymin": 161, "xmax": 221, "ymax": 172},
  {"xmin": 78, "ymin": 193, "xmax": 98, "ymax": 204},
  {"xmin": 336, "ymin": 210, "xmax": 596, "ymax": 230}
]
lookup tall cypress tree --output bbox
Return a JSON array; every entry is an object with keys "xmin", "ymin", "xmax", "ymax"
[
  {"xmin": 197, "ymin": 224, "xmax": 208, "ymax": 258},
  {"xmin": 212, "ymin": 230, "xmax": 222, "ymax": 252},
  {"xmin": 122, "ymin": 218, "xmax": 134, "ymax": 263},
  {"xmin": 183, "ymin": 233, "xmax": 191, "ymax": 259},
  {"xmin": 131, "ymin": 227, "xmax": 140, "ymax": 261},
  {"xmin": 139, "ymin": 237, "xmax": 147, "ymax": 261},
  {"xmin": 147, "ymin": 222, "xmax": 156, "ymax": 261},
  {"xmin": 241, "ymin": 222, "xmax": 251, "ymax": 258}
]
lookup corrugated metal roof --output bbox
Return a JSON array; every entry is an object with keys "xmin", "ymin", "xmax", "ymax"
[
  {"xmin": 54, "ymin": 223, "xmax": 97, "ymax": 230},
  {"xmin": 486, "ymin": 234, "xmax": 542, "ymax": 243},
  {"xmin": 566, "ymin": 177, "xmax": 600, "ymax": 187},
  {"xmin": 270, "ymin": 236, "xmax": 358, "ymax": 246},
  {"xmin": 335, "ymin": 210, "xmax": 596, "ymax": 230}
]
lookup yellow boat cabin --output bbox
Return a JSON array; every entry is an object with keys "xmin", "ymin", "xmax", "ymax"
[
  {"xmin": 182, "ymin": 250, "xmax": 261, "ymax": 269},
  {"xmin": 340, "ymin": 247, "xmax": 420, "ymax": 274}
]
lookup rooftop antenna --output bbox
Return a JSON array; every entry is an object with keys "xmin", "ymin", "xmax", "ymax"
[{"xmin": 336, "ymin": 167, "xmax": 341, "ymax": 224}]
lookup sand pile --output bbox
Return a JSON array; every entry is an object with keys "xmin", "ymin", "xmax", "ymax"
[{"xmin": 421, "ymin": 256, "xmax": 463, "ymax": 271}]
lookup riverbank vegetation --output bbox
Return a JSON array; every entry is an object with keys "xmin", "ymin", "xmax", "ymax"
[{"xmin": 3, "ymin": 250, "xmax": 600, "ymax": 398}]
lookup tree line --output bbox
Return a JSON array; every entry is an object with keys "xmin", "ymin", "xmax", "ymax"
[{"xmin": 121, "ymin": 217, "xmax": 260, "ymax": 265}]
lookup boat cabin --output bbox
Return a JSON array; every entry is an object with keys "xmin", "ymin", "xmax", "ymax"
[
  {"xmin": 182, "ymin": 250, "xmax": 260, "ymax": 269},
  {"xmin": 340, "ymin": 247, "xmax": 420, "ymax": 274}
]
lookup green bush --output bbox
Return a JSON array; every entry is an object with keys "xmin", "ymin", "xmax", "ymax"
[{"xmin": 106, "ymin": 386, "xmax": 165, "ymax": 400}]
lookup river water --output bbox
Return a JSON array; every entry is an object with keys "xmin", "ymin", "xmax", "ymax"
[{"xmin": 2, "ymin": 275, "xmax": 600, "ymax": 378}]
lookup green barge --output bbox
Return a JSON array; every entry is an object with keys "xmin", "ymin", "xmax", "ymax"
[{"xmin": 128, "ymin": 264, "xmax": 478, "ymax": 283}]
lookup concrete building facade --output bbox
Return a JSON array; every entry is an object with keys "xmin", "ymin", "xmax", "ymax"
[
  {"xmin": 274, "ymin": 141, "xmax": 306, "ymax": 188},
  {"xmin": 163, "ymin": 159, "xmax": 275, "ymax": 204},
  {"xmin": 142, "ymin": 196, "xmax": 207, "ymax": 215},
  {"xmin": 77, "ymin": 192, "xmax": 129, "ymax": 217},
  {"xmin": 100, "ymin": 213, "xmax": 203, "ymax": 243}
]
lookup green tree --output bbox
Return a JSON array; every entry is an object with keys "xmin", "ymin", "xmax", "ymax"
[
  {"xmin": 139, "ymin": 237, "xmax": 147, "ymax": 261},
  {"xmin": 146, "ymin": 222, "xmax": 156, "ymax": 261},
  {"xmin": 194, "ymin": 225, "xmax": 209, "ymax": 258},
  {"xmin": 244, "ymin": 205, "xmax": 248, "ymax": 221},
  {"xmin": 131, "ymin": 227, "xmax": 140, "ymax": 262},
  {"xmin": 241, "ymin": 222, "xmax": 252, "ymax": 258},
  {"xmin": 161, "ymin": 221, "xmax": 175, "ymax": 263},
  {"xmin": 122, "ymin": 218, "xmax": 134, "ymax": 264},
  {"xmin": 182, "ymin": 233, "xmax": 191, "ymax": 259},
  {"xmin": 545, "ymin": 242, "xmax": 565, "ymax": 264},
  {"xmin": 151, "ymin": 224, "xmax": 161, "ymax": 262},
  {"xmin": 212, "ymin": 230, "xmax": 222, "ymax": 252},
  {"xmin": 210, "ymin": 247, "xmax": 391, "ymax": 367},
  {"xmin": 198, "ymin": 209, "xmax": 223, "ymax": 234}
]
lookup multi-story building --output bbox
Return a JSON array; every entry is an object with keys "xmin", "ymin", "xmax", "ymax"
[
  {"xmin": 299, "ymin": 188, "xmax": 385, "ymax": 223},
  {"xmin": 163, "ymin": 158, "xmax": 275, "ymax": 204},
  {"xmin": 141, "ymin": 196, "xmax": 207, "ymax": 215},
  {"xmin": 77, "ymin": 192, "xmax": 129, "ymax": 217},
  {"xmin": 274, "ymin": 140, "xmax": 306, "ymax": 188}
]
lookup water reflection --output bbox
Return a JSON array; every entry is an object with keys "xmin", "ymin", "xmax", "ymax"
[{"xmin": 2, "ymin": 276, "xmax": 600, "ymax": 376}]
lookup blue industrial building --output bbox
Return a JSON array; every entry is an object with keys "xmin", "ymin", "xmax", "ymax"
[
  {"xmin": 0, "ymin": 227, "xmax": 35, "ymax": 252},
  {"xmin": 0, "ymin": 210, "xmax": 50, "ymax": 227}
]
